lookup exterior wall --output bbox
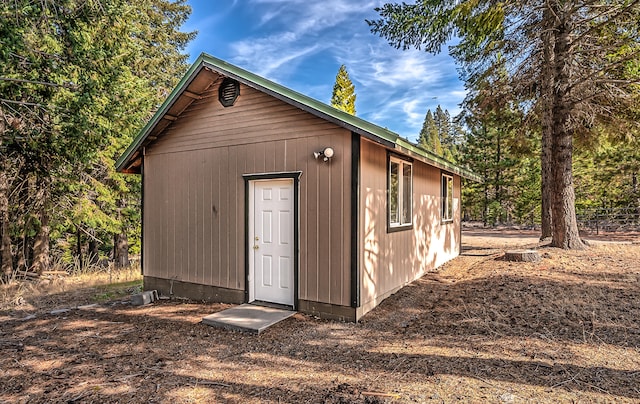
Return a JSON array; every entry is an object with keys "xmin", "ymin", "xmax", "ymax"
[
  {"xmin": 143, "ymin": 81, "xmax": 352, "ymax": 308},
  {"xmin": 358, "ymin": 139, "xmax": 461, "ymax": 317}
]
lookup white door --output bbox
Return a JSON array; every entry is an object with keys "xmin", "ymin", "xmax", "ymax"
[{"xmin": 250, "ymin": 179, "xmax": 294, "ymax": 306}]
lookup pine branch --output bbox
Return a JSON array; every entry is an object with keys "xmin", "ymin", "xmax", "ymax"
[
  {"xmin": 567, "ymin": 50, "xmax": 640, "ymax": 95},
  {"xmin": 0, "ymin": 98, "xmax": 50, "ymax": 108},
  {"xmin": 570, "ymin": 0, "xmax": 640, "ymax": 50},
  {"xmin": 0, "ymin": 77, "xmax": 76, "ymax": 89}
]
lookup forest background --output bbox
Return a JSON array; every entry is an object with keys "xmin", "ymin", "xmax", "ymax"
[{"xmin": 1, "ymin": 0, "xmax": 639, "ymax": 276}]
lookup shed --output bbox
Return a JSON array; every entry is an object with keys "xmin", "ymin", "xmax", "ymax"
[{"xmin": 117, "ymin": 53, "xmax": 480, "ymax": 321}]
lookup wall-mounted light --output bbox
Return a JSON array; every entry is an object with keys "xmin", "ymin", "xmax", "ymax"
[{"xmin": 313, "ymin": 147, "xmax": 334, "ymax": 162}]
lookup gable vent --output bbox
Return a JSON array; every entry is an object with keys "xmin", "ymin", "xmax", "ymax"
[{"xmin": 218, "ymin": 78, "xmax": 240, "ymax": 107}]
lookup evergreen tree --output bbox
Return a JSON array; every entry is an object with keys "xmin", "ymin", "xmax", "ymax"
[
  {"xmin": 418, "ymin": 105, "xmax": 460, "ymax": 161},
  {"xmin": 331, "ymin": 65, "xmax": 357, "ymax": 115},
  {"xmin": 369, "ymin": 1, "xmax": 640, "ymax": 249},
  {"xmin": 574, "ymin": 132, "xmax": 640, "ymax": 212},
  {"xmin": 0, "ymin": 0, "xmax": 194, "ymax": 275},
  {"xmin": 418, "ymin": 110, "xmax": 443, "ymax": 155},
  {"xmin": 457, "ymin": 54, "xmax": 540, "ymax": 226},
  {"xmin": 434, "ymin": 106, "xmax": 451, "ymax": 148}
]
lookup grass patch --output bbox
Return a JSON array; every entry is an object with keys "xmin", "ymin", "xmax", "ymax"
[
  {"xmin": 0, "ymin": 264, "xmax": 143, "ymax": 312},
  {"xmin": 91, "ymin": 279, "xmax": 143, "ymax": 303}
]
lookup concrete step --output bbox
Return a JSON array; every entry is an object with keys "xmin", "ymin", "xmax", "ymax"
[{"xmin": 202, "ymin": 304, "xmax": 295, "ymax": 334}]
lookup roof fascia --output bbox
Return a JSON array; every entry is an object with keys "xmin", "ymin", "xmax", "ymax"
[
  {"xmin": 116, "ymin": 52, "xmax": 481, "ymax": 182},
  {"xmin": 115, "ymin": 54, "xmax": 208, "ymax": 172}
]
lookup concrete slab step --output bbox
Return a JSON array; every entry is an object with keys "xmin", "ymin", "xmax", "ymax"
[{"xmin": 202, "ymin": 304, "xmax": 295, "ymax": 334}]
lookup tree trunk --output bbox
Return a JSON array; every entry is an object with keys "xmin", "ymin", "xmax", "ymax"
[
  {"xmin": 483, "ymin": 179, "xmax": 489, "ymax": 227},
  {"xmin": 114, "ymin": 195, "xmax": 130, "ymax": 268},
  {"xmin": 550, "ymin": 130, "xmax": 583, "ymax": 249},
  {"xmin": 540, "ymin": 136, "xmax": 553, "ymax": 239},
  {"xmin": 114, "ymin": 232, "xmax": 129, "ymax": 268},
  {"xmin": 550, "ymin": 15, "xmax": 585, "ymax": 250},
  {"xmin": 540, "ymin": 6, "xmax": 555, "ymax": 241},
  {"xmin": 32, "ymin": 174, "xmax": 52, "ymax": 274},
  {"xmin": 495, "ymin": 131, "xmax": 502, "ymax": 223},
  {"xmin": 0, "ymin": 198, "xmax": 12, "ymax": 277},
  {"xmin": 0, "ymin": 110, "xmax": 13, "ymax": 277},
  {"xmin": 482, "ymin": 124, "xmax": 489, "ymax": 227},
  {"xmin": 88, "ymin": 230, "xmax": 99, "ymax": 264},
  {"xmin": 633, "ymin": 172, "xmax": 639, "ymax": 215},
  {"xmin": 76, "ymin": 226, "xmax": 83, "ymax": 271},
  {"xmin": 32, "ymin": 209, "xmax": 50, "ymax": 273}
]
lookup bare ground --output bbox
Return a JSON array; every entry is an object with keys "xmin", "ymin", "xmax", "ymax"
[{"xmin": 1, "ymin": 229, "xmax": 640, "ymax": 403}]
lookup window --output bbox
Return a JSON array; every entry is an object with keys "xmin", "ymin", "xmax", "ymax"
[
  {"xmin": 388, "ymin": 156, "xmax": 412, "ymax": 230},
  {"xmin": 442, "ymin": 173, "xmax": 454, "ymax": 222}
]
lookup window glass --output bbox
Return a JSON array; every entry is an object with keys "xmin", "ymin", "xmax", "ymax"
[
  {"xmin": 442, "ymin": 174, "xmax": 453, "ymax": 221},
  {"xmin": 402, "ymin": 163, "xmax": 412, "ymax": 224},
  {"xmin": 388, "ymin": 156, "xmax": 412, "ymax": 229},
  {"xmin": 389, "ymin": 161, "xmax": 399, "ymax": 224}
]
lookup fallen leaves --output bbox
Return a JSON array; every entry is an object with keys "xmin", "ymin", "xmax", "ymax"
[{"xmin": 1, "ymin": 230, "xmax": 639, "ymax": 402}]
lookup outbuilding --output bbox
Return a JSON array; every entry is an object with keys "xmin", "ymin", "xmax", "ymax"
[{"xmin": 117, "ymin": 53, "xmax": 479, "ymax": 321}]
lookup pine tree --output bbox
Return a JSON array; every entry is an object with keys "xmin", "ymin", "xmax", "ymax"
[
  {"xmin": 434, "ymin": 105, "xmax": 457, "ymax": 161},
  {"xmin": 369, "ymin": 1, "xmax": 640, "ymax": 249},
  {"xmin": 417, "ymin": 110, "xmax": 443, "ymax": 155},
  {"xmin": 457, "ymin": 55, "xmax": 539, "ymax": 226},
  {"xmin": 0, "ymin": 0, "xmax": 194, "ymax": 274},
  {"xmin": 418, "ymin": 105, "xmax": 459, "ymax": 161},
  {"xmin": 434, "ymin": 106, "xmax": 450, "ymax": 148},
  {"xmin": 331, "ymin": 65, "xmax": 357, "ymax": 115}
]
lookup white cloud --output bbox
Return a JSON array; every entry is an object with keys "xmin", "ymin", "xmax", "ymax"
[
  {"xmin": 338, "ymin": 41, "xmax": 451, "ymax": 90},
  {"xmin": 229, "ymin": 1, "xmax": 380, "ymax": 82},
  {"xmin": 257, "ymin": 8, "xmax": 285, "ymax": 27},
  {"xmin": 200, "ymin": 0, "xmax": 465, "ymax": 139},
  {"xmin": 402, "ymin": 99, "xmax": 425, "ymax": 125},
  {"xmin": 250, "ymin": 0, "xmax": 378, "ymax": 34},
  {"xmin": 368, "ymin": 95, "xmax": 430, "ymax": 135},
  {"xmin": 231, "ymin": 33, "xmax": 322, "ymax": 79}
]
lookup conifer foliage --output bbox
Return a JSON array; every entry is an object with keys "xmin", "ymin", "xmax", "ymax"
[
  {"xmin": 370, "ymin": 1, "xmax": 640, "ymax": 249},
  {"xmin": 331, "ymin": 65, "xmax": 357, "ymax": 115},
  {"xmin": 418, "ymin": 110, "xmax": 443, "ymax": 156},
  {"xmin": 0, "ymin": 0, "xmax": 194, "ymax": 275},
  {"xmin": 417, "ymin": 105, "xmax": 462, "ymax": 162}
]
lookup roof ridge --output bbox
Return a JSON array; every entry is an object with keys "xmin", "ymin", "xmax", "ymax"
[{"xmin": 116, "ymin": 52, "xmax": 480, "ymax": 182}]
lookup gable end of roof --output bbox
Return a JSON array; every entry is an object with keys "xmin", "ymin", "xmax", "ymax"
[{"xmin": 116, "ymin": 53, "xmax": 480, "ymax": 181}]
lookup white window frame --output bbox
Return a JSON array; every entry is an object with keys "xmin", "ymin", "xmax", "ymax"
[
  {"xmin": 388, "ymin": 156, "xmax": 413, "ymax": 230},
  {"xmin": 442, "ymin": 173, "xmax": 454, "ymax": 222}
]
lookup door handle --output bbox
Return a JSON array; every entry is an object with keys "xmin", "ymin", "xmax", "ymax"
[{"xmin": 253, "ymin": 245, "xmax": 259, "ymax": 250}]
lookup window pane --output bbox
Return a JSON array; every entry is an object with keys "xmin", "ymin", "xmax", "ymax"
[
  {"xmin": 442, "ymin": 176, "xmax": 447, "ymax": 218},
  {"xmin": 441, "ymin": 174, "xmax": 453, "ymax": 221},
  {"xmin": 447, "ymin": 176, "xmax": 454, "ymax": 220},
  {"xmin": 402, "ymin": 163, "xmax": 412, "ymax": 224},
  {"xmin": 389, "ymin": 161, "xmax": 399, "ymax": 224}
]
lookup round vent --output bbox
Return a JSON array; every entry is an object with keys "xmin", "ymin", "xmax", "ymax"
[{"xmin": 218, "ymin": 78, "xmax": 240, "ymax": 107}]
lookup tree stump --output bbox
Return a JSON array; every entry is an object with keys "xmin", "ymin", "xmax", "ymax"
[{"xmin": 504, "ymin": 250, "xmax": 541, "ymax": 262}]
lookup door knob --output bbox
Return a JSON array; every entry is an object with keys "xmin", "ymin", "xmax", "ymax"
[{"xmin": 253, "ymin": 245, "xmax": 259, "ymax": 250}]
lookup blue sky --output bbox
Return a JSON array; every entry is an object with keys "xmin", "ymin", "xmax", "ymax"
[{"xmin": 182, "ymin": 0, "xmax": 465, "ymax": 142}]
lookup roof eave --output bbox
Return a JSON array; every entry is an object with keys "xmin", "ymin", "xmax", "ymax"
[
  {"xmin": 116, "ymin": 52, "xmax": 481, "ymax": 182},
  {"xmin": 115, "ymin": 54, "xmax": 210, "ymax": 173}
]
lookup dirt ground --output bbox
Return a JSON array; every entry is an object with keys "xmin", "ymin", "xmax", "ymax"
[{"xmin": 1, "ymin": 228, "xmax": 639, "ymax": 403}]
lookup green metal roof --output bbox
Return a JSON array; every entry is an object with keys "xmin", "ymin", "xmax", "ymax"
[{"xmin": 116, "ymin": 52, "xmax": 480, "ymax": 181}]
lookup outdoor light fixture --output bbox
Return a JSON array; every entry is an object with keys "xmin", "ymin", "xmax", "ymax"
[{"xmin": 314, "ymin": 147, "xmax": 334, "ymax": 162}]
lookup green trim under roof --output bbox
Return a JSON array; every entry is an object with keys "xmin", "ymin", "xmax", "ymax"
[{"xmin": 116, "ymin": 52, "xmax": 481, "ymax": 181}]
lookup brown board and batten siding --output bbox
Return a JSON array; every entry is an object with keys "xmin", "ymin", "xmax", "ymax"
[
  {"xmin": 143, "ymin": 79, "xmax": 352, "ymax": 308},
  {"xmin": 358, "ymin": 138, "xmax": 461, "ymax": 316}
]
